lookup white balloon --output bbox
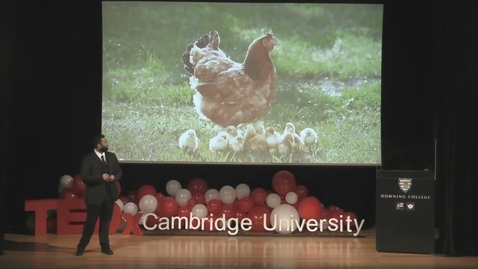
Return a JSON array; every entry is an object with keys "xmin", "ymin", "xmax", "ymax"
[
  {"xmin": 175, "ymin": 188, "xmax": 192, "ymax": 206},
  {"xmin": 270, "ymin": 204, "xmax": 300, "ymax": 234},
  {"xmin": 116, "ymin": 199, "xmax": 124, "ymax": 211},
  {"xmin": 235, "ymin": 183, "xmax": 251, "ymax": 199},
  {"xmin": 219, "ymin": 185, "xmax": 236, "ymax": 204},
  {"xmin": 139, "ymin": 194, "xmax": 158, "ymax": 213},
  {"xmin": 166, "ymin": 180, "xmax": 182, "ymax": 196},
  {"xmin": 285, "ymin": 192, "xmax": 298, "ymax": 204},
  {"xmin": 123, "ymin": 202, "xmax": 138, "ymax": 215},
  {"xmin": 59, "ymin": 175, "xmax": 73, "ymax": 188},
  {"xmin": 266, "ymin": 193, "xmax": 281, "ymax": 208},
  {"xmin": 192, "ymin": 204, "xmax": 208, "ymax": 218},
  {"xmin": 204, "ymin": 189, "xmax": 219, "ymax": 203}
]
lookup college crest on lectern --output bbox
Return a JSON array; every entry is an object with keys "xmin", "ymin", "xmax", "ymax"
[{"xmin": 398, "ymin": 178, "xmax": 412, "ymax": 193}]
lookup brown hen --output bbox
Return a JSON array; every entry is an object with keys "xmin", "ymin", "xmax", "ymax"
[{"xmin": 181, "ymin": 30, "xmax": 279, "ymax": 128}]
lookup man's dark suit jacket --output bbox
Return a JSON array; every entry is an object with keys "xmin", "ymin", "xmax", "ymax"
[{"xmin": 80, "ymin": 151, "xmax": 122, "ymax": 206}]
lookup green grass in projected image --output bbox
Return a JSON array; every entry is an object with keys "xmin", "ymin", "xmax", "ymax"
[{"xmin": 101, "ymin": 2, "xmax": 383, "ymax": 165}]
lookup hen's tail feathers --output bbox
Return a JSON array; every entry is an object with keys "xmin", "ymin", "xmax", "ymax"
[{"xmin": 181, "ymin": 34, "xmax": 210, "ymax": 76}]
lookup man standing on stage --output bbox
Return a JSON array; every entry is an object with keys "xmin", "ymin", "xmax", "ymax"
[{"xmin": 76, "ymin": 134, "xmax": 122, "ymax": 256}]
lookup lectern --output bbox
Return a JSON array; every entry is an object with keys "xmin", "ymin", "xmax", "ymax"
[
  {"xmin": 376, "ymin": 170, "xmax": 435, "ymax": 253},
  {"xmin": 376, "ymin": 138, "xmax": 436, "ymax": 254}
]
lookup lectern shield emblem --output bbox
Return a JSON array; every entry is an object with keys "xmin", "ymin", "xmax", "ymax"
[{"xmin": 398, "ymin": 178, "xmax": 412, "ymax": 193}]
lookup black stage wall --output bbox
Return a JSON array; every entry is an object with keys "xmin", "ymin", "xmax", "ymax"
[{"xmin": 1, "ymin": 1, "xmax": 477, "ymax": 257}]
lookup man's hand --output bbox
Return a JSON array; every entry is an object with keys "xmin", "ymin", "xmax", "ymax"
[
  {"xmin": 108, "ymin": 175, "xmax": 115, "ymax": 181},
  {"xmin": 103, "ymin": 174, "xmax": 110, "ymax": 181}
]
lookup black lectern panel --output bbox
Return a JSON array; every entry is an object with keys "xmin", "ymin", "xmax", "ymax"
[{"xmin": 376, "ymin": 170, "xmax": 435, "ymax": 254}]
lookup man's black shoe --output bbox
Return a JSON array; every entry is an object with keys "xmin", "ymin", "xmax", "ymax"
[
  {"xmin": 75, "ymin": 246, "xmax": 84, "ymax": 256},
  {"xmin": 101, "ymin": 247, "xmax": 114, "ymax": 255}
]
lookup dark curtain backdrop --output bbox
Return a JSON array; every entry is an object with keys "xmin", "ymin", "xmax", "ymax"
[
  {"xmin": 433, "ymin": 3, "xmax": 478, "ymax": 256},
  {"xmin": 1, "ymin": 0, "xmax": 477, "ymax": 257},
  {"xmin": 0, "ymin": 1, "xmax": 17, "ymax": 254}
]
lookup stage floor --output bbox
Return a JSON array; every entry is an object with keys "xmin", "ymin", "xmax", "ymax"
[{"xmin": 1, "ymin": 229, "xmax": 477, "ymax": 269}]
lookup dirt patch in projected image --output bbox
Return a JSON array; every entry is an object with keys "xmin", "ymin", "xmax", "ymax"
[{"xmin": 101, "ymin": 2, "xmax": 383, "ymax": 165}]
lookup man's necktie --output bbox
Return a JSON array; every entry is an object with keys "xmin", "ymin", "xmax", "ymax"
[{"xmin": 101, "ymin": 155, "xmax": 106, "ymax": 163}]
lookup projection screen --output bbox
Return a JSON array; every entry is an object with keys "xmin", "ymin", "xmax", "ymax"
[{"xmin": 101, "ymin": 2, "xmax": 384, "ymax": 165}]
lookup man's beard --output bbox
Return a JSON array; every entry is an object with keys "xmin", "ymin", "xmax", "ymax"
[{"xmin": 99, "ymin": 146, "xmax": 108, "ymax": 152}]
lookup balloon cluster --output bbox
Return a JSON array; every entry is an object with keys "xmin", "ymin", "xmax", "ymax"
[
  {"xmin": 113, "ymin": 170, "xmax": 358, "ymax": 234},
  {"xmin": 34, "ymin": 174, "xmax": 123, "ymax": 233},
  {"xmin": 57, "ymin": 174, "xmax": 121, "ymax": 199},
  {"xmin": 51, "ymin": 171, "xmax": 358, "ymax": 235}
]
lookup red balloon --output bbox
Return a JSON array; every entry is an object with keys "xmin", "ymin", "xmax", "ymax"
[
  {"xmin": 295, "ymin": 185, "xmax": 308, "ymax": 201},
  {"xmin": 297, "ymin": 196, "xmax": 323, "ymax": 220},
  {"xmin": 247, "ymin": 205, "xmax": 271, "ymax": 232},
  {"xmin": 272, "ymin": 170, "xmax": 297, "ymax": 196},
  {"xmin": 251, "ymin": 188, "xmax": 267, "ymax": 205},
  {"xmin": 189, "ymin": 218, "xmax": 201, "ymax": 231},
  {"xmin": 331, "ymin": 210, "xmax": 342, "ymax": 221},
  {"xmin": 207, "ymin": 199, "xmax": 222, "ymax": 215},
  {"xmin": 187, "ymin": 178, "xmax": 209, "ymax": 195},
  {"xmin": 328, "ymin": 205, "xmax": 344, "ymax": 214},
  {"xmin": 147, "ymin": 215, "xmax": 160, "ymax": 226},
  {"xmin": 237, "ymin": 197, "xmax": 254, "ymax": 213},
  {"xmin": 236, "ymin": 211, "xmax": 247, "ymax": 221},
  {"xmin": 119, "ymin": 196, "xmax": 129, "ymax": 205},
  {"xmin": 137, "ymin": 185, "xmax": 157, "ymax": 200},
  {"xmin": 177, "ymin": 206, "xmax": 191, "ymax": 217},
  {"xmin": 60, "ymin": 189, "xmax": 78, "ymax": 199},
  {"xmin": 159, "ymin": 196, "xmax": 178, "ymax": 218},
  {"xmin": 127, "ymin": 191, "xmax": 138, "ymax": 203},
  {"xmin": 330, "ymin": 210, "xmax": 349, "ymax": 221},
  {"xmin": 155, "ymin": 192, "xmax": 164, "ymax": 202},
  {"xmin": 192, "ymin": 192, "xmax": 206, "ymax": 205},
  {"xmin": 320, "ymin": 208, "xmax": 332, "ymax": 220},
  {"xmin": 175, "ymin": 206, "xmax": 191, "ymax": 229},
  {"xmin": 219, "ymin": 204, "xmax": 236, "ymax": 219},
  {"xmin": 280, "ymin": 195, "xmax": 287, "ymax": 204},
  {"xmin": 115, "ymin": 181, "xmax": 122, "ymax": 195},
  {"xmin": 71, "ymin": 175, "xmax": 86, "ymax": 194},
  {"xmin": 329, "ymin": 205, "xmax": 338, "ymax": 211},
  {"xmin": 188, "ymin": 198, "xmax": 197, "ymax": 207},
  {"xmin": 204, "ymin": 214, "xmax": 219, "ymax": 232}
]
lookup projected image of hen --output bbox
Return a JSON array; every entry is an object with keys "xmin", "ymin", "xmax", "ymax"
[{"xmin": 101, "ymin": 2, "xmax": 384, "ymax": 165}]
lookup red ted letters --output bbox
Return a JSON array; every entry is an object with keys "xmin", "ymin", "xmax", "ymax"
[{"xmin": 24, "ymin": 199, "xmax": 144, "ymax": 236}]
